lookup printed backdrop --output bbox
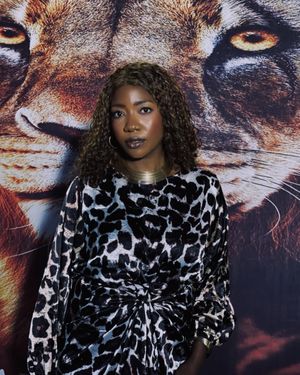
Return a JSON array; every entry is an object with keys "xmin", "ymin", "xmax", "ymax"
[{"xmin": 0, "ymin": 1, "xmax": 299, "ymax": 374}]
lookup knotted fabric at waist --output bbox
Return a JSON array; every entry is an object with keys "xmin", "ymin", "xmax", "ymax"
[{"xmin": 70, "ymin": 275, "xmax": 196, "ymax": 319}]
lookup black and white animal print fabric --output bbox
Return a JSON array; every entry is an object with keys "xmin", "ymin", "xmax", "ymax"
[{"xmin": 27, "ymin": 166, "xmax": 235, "ymax": 375}]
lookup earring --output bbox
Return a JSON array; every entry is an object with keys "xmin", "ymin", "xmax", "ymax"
[{"xmin": 109, "ymin": 136, "xmax": 117, "ymax": 149}]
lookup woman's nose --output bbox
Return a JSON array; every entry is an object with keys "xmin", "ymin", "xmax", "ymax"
[
  {"xmin": 124, "ymin": 124, "xmax": 139, "ymax": 132},
  {"xmin": 124, "ymin": 114, "xmax": 139, "ymax": 132}
]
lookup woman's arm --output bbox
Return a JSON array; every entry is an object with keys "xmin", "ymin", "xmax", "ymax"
[
  {"xmin": 27, "ymin": 177, "xmax": 85, "ymax": 375},
  {"xmin": 175, "ymin": 338, "xmax": 207, "ymax": 374},
  {"xmin": 191, "ymin": 175, "xmax": 235, "ymax": 347},
  {"xmin": 176, "ymin": 174, "xmax": 235, "ymax": 374}
]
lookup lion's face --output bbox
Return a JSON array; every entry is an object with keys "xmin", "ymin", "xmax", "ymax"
[
  {"xmin": 110, "ymin": 0, "xmax": 300, "ymax": 214},
  {"xmin": 0, "ymin": 0, "xmax": 299, "ymax": 237},
  {"xmin": 0, "ymin": 0, "xmax": 116, "ymax": 234},
  {"xmin": 1, "ymin": 0, "xmax": 116, "ymax": 190},
  {"xmin": 0, "ymin": 1, "xmax": 299, "ymax": 372}
]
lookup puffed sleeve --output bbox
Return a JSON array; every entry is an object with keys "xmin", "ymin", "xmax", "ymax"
[
  {"xmin": 190, "ymin": 175, "xmax": 235, "ymax": 353},
  {"xmin": 27, "ymin": 176, "xmax": 85, "ymax": 375}
]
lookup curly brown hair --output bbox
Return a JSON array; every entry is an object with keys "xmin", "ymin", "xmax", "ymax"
[{"xmin": 79, "ymin": 62, "xmax": 199, "ymax": 185}]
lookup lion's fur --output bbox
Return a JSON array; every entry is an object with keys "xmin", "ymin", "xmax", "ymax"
[{"xmin": 0, "ymin": 0, "xmax": 299, "ymax": 372}]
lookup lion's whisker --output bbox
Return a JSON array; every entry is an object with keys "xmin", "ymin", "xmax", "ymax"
[
  {"xmin": 286, "ymin": 181, "xmax": 300, "ymax": 187},
  {"xmin": 263, "ymin": 198, "xmax": 281, "ymax": 235},
  {"xmin": 251, "ymin": 176, "xmax": 300, "ymax": 201},
  {"xmin": 7, "ymin": 223, "xmax": 33, "ymax": 230},
  {"xmin": 242, "ymin": 160, "xmax": 300, "ymax": 178},
  {"xmin": 240, "ymin": 178, "xmax": 275, "ymax": 191},
  {"xmin": 254, "ymin": 174, "xmax": 300, "ymax": 195},
  {"xmin": 281, "ymin": 182, "xmax": 300, "ymax": 193},
  {"xmin": 204, "ymin": 148, "xmax": 300, "ymax": 159},
  {"xmin": 240, "ymin": 177, "xmax": 300, "ymax": 202},
  {"xmin": 3, "ymin": 244, "xmax": 50, "ymax": 259}
]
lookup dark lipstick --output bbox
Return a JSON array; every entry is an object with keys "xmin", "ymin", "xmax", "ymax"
[{"xmin": 125, "ymin": 138, "xmax": 145, "ymax": 149}]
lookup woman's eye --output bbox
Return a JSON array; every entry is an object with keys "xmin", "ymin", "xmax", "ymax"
[
  {"xmin": 230, "ymin": 29, "xmax": 279, "ymax": 52},
  {"xmin": 111, "ymin": 110, "xmax": 123, "ymax": 119},
  {"xmin": 0, "ymin": 25, "xmax": 26, "ymax": 45},
  {"xmin": 140, "ymin": 107, "xmax": 152, "ymax": 114}
]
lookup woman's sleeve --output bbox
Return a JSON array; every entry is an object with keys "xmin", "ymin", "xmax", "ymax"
[
  {"xmin": 190, "ymin": 175, "xmax": 235, "ymax": 354},
  {"xmin": 27, "ymin": 176, "xmax": 85, "ymax": 375}
]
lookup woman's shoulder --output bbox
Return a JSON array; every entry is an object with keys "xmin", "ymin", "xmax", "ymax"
[
  {"xmin": 182, "ymin": 165, "xmax": 219, "ymax": 184},
  {"xmin": 66, "ymin": 175, "xmax": 84, "ymax": 192},
  {"xmin": 61, "ymin": 176, "xmax": 82, "ymax": 203},
  {"xmin": 181, "ymin": 165, "xmax": 223, "ymax": 197},
  {"xmin": 69, "ymin": 168, "xmax": 116, "ymax": 193}
]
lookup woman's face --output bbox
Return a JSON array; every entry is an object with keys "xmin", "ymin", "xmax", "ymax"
[{"xmin": 110, "ymin": 84, "xmax": 165, "ymax": 168}]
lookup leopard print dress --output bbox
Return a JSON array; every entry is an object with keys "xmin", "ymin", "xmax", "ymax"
[{"xmin": 27, "ymin": 166, "xmax": 235, "ymax": 375}]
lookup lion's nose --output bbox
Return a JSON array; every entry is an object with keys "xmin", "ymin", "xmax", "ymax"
[
  {"xmin": 15, "ymin": 108, "xmax": 87, "ymax": 147},
  {"xmin": 34, "ymin": 121, "xmax": 86, "ymax": 146}
]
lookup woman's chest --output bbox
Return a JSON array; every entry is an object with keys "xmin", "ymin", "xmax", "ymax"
[{"xmin": 80, "ymin": 185, "xmax": 209, "ymax": 280}]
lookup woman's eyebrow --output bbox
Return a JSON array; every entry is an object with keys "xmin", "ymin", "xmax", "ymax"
[{"xmin": 111, "ymin": 100, "xmax": 154, "ymax": 107}]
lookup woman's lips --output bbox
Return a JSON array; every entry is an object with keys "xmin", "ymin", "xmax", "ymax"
[{"xmin": 125, "ymin": 138, "xmax": 145, "ymax": 149}]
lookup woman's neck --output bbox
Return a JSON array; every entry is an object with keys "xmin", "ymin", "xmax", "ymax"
[
  {"xmin": 121, "ymin": 158, "xmax": 166, "ymax": 173},
  {"xmin": 113, "ymin": 157, "xmax": 174, "ymax": 185}
]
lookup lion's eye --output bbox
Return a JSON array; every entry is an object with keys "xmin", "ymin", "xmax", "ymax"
[
  {"xmin": 0, "ymin": 26, "xmax": 26, "ymax": 45},
  {"xmin": 230, "ymin": 30, "xmax": 279, "ymax": 52}
]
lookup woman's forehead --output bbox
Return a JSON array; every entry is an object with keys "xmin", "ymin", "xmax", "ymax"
[{"xmin": 111, "ymin": 85, "xmax": 156, "ymax": 104}]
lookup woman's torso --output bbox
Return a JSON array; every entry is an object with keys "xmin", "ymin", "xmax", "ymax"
[{"xmin": 58, "ymin": 166, "xmax": 218, "ymax": 375}]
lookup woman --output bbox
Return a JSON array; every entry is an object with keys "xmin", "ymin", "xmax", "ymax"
[{"xmin": 27, "ymin": 62, "xmax": 235, "ymax": 374}]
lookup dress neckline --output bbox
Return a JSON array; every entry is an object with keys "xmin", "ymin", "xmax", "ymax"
[{"xmin": 109, "ymin": 164, "xmax": 182, "ymax": 187}]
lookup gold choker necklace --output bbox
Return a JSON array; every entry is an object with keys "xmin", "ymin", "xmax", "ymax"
[{"xmin": 114, "ymin": 159, "xmax": 174, "ymax": 184}]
